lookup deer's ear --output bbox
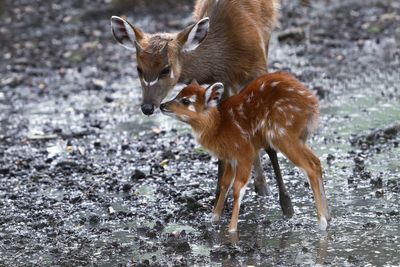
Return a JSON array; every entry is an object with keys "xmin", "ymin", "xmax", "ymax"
[
  {"xmin": 177, "ymin": 17, "xmax": 209, "ymax": 52},
  {"xmin": 111, "ymin": 16, "xmax": 144, "ymax": 51},
  {"xmin": 205, "ymin": 83, "xmax": 224, "ymax": 108}
]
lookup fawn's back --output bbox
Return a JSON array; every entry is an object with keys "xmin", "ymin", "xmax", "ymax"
[
  {"xmin": 219, "ymin": 72, "xmax": 319, "ymax": 152},
  {"xmin": 160, "ymin": 72, "xmax": 319, "ymax": 161}
]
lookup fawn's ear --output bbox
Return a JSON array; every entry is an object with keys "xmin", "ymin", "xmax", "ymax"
[
  {"xmin": 111, "ymin": 16, "xmax": 144, "ymax": 52},
  {"xmin": 177, "ymin": 17, "xmax": 209, "ymax": 52},
  {"xmin": 205, "ymin": 83, "xmax": 224, "ymax": 108},
  {"xmin": 189, "ymin": 79, "xmax": 199, "ymax": 86}
]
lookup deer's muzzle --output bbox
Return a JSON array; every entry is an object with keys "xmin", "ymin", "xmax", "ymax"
[{"xmin": 141, "ymin": 103, "xmax": 155, "ymax": 115}]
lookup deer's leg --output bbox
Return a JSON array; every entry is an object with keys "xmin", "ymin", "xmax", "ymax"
[
  {"xmin": 274, "ymin": 140, "xmax": 330, "ymax": 230},
  {"xmin": 265, "ymin": 147, "xmax": 294, "ymax": 217},
  {"xmin": 253, "ymin": 153, "xmax": 271, "ymax": 196},
  {"xmin": 212, "ymin": 160, "xmax": 235, "ymax": 222},
  {"xmin": 228, "ymin": 161, "xmax": 252, "ymax": 233},
  {"xmin": 265, "ymin": 36, "xmax": 270, "ymax": 68}
]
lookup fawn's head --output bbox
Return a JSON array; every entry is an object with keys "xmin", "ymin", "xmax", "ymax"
[
  {"xmin": 160, "ymin": 81, "xmax": 224, "ymax": 123},
  {"xmin": 111, "ymin": 16, "xmax": 210, "ymax": 115}
]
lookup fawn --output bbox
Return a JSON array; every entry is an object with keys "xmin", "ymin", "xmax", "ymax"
[
  {"xmin": 111, "ymin": 0, "xmax": 290, "ymax": 208},
  {"xmin": 160, "ymin": 72, "xmax": 331, "ymax": 232}
]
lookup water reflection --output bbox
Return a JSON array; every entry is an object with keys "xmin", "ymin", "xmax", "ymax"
[{"xmin": 316, "ymin": 232, "xmax": 329, "ymax": 265}]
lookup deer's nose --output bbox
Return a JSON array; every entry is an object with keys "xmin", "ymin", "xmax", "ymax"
[{"xmin": 141, "ymin": 103, "xmax": 155, "ymax": 115}]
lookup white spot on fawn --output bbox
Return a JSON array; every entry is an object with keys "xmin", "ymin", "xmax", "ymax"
[
  {"xmin": 237, "ymin": 104, "xmax": 246, "ymax": 120},
  {"xmin": 267, "ymin": 130, "xmax": 275, "ymax": 140},
  {"xmin": 188, "ymin": 105, "xmax": 196, "ymax": 112},
  {"xmin": 277, "ymin": 106, "xmax": 284, "ymax": 113},
  {"xmin": 252, "ymin": 119, "xmax": 266, "ymax": 136},
  {"xmin": 260, "ymin": 82, "xmax": 266, "ymax": 92},
  {"xmin": 229, "ymin": 108, "xmax": 235, "ymax": 118},
  {"xmin": 233, "ymin": 120, "xmax": 249, "ymax": 140},
  {"xmin": 246, "ymin": 92, "xmax": 254, "ymax": 103},
  {"xmin": 271, "ymin": 81, "xmax": 281, "ymax": 87},
  {"xmin": 277, "ymin": 127, "xmax": 286, "ymax": 136},
  {"xmin": 292, "ymin": 106, "xmax": 302, "ymax": 112}
]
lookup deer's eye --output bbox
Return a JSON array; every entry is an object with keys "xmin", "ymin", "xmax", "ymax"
[
  {"xmin": 181, "ymin": 98, "xmax": 191, "ymax": 106},
  {"xmin": 137, "ymin": 66, "xmax": 143, "ymax": 76},
  {"xmin": 159, "ymin": 66, "xmax": 171, "ymax": 77}
]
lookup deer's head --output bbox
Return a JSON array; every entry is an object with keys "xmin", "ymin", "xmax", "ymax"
[{"xmin": 111, "ymin": 16, "xmax": 210, "ymax": 115}]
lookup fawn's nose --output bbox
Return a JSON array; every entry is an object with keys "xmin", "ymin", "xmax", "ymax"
[
  {"xmin": 159, "ymin": 103, "xmax": 166, "ymax": 111},
  {"xmin": 141, "ymin": 103, "xmax": 155, "ymax": 115}
]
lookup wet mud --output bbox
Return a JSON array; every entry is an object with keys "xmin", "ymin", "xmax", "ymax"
[{"xmin": 1, "ymin": 0, "xmax": 399, "ymax": 266}]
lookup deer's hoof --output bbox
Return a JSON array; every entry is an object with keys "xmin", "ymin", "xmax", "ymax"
[{"xmin": 254, "ymin": 182, "xmax": 271, "ymax": 196}]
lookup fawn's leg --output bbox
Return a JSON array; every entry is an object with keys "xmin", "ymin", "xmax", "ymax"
[
  {"xmin": 213, "ymin": 160, "xmax": 235, "ymax": 222},
  {"xmin": 253, "ymin": 153, "xmax": 271, "ymax": 196},
  {"xmin": 274, "ymin": 140, "xmax": 330, "ymax": 230},
  {"xmin": 265, "ymin": 147, "xmax": 294, "ymax": 217},
  {"xmin": 228, "ymin": 161, "xmax": 252, "ymax": 233},
  {"xmin": 215, "ymin": 159, "xmax": 224, "ymax": 206}
]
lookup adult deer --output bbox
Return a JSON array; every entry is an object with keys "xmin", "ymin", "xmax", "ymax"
[{"xmin": 111, "ymin": 0, "xmax": 293, "ymax": 215}]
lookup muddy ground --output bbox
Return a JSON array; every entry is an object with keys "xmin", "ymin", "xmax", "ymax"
[{"xmin": 0, "ymin": 0, "xmax": 399, "ymax": 266}]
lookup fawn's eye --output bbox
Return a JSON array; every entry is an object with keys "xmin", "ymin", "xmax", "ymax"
[
  {"xmin": 159, "ymin": 66, "xmax": 171, "ymax": 77},
  {"xmin": 181, "ymin": 98, "xmax": 191, "ymax": 106},
  {"xmin": 137, "ymin": 66, "xmax": 143, "ymax": 76}
]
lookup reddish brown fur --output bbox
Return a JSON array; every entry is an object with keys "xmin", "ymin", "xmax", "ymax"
[
  {"xmin": 161, "ymin": 72, "xmax": 330, "ymax": 232},
  {"xmin": 185, "ymin": 0, "xmax": 280, "ymax": 89}
]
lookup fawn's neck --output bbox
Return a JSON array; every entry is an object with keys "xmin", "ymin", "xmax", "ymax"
[{"xmin": 190, "ymin": 108, "xmax": 222, "ymax": 147}]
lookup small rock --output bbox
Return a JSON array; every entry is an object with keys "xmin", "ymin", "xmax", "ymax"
[
  {"xmin": 91, "ymin": 78, "xmax": 106, "ymax": 90},
  {"xmin": 121, "ymin": 143, "xmax": 130, "ymax": 150},
  {"xmin": 104, "ymin": 96, "xmax": 114, "ymax": 103},
  {"xmin": 131, "ymin": 170, "xmax": 146, "ymax": 181},
  {"xmin": 165, "ymin": 239, "xmax": 191, "ymax": 253},
  {"xmin": 375, "ymin": 188, "xmax": 384, "ymax": 197},
  {"xmin": 278, "ymin": 27, "xmax": 305, "ymax": 43},
  {"xmin": 0, "ymin": 168, "xmax": 10, "ymax": 175},
  {"xmin": 362, "ymin": 222, "xmax": 376, "ymax": 228},
  {"xmin": 326, "ymin": 153, "xmax": 335, "ymax": 165},
  {"xmin": 89, "ymin": 214, "xmax": 100, "ymax": 225},
  {"xmin": 108, "ymin": 206, "xmax": 116, "ymax": 214},
  {"xmin": 162, "ymin": 150, "xmax": 175, "ymax": 160},
  {"xmin": 122, "ymin": 183, "xmax": 132, "ymax": 192},
  {"xmin": 370, "ymin": 177, "xmax": 383, "ymax": 188},
  {"xmin": 93, "ymin": 141, "xmax": 101, "ymax": 148}
]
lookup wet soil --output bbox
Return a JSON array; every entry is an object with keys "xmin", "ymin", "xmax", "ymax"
[{"xmin": 1, "ymin": 0, "xmax": 399, "ymax": 266}]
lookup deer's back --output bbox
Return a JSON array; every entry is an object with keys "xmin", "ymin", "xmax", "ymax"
[{"xmin": 181, "ymin": 0, "xmax": 279, "ymax": 89}]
